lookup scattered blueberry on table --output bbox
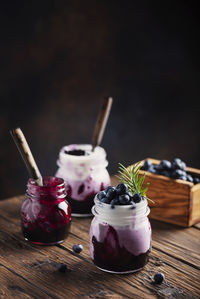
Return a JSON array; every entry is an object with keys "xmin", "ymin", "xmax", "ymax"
[
  {"xmin": 142, "ymin": 158, "xmax": 200, "ymax": 184},
  {"xmin": 72, "ymin": 244, "xmax": 83, "ymax": 254},
  {"xmin": 154, "ymin": 272, "xmax": 165, "ymax": 284},
  {"xmin": 58, "ymin": 263, "xmax": 68, "ymax": 273}
]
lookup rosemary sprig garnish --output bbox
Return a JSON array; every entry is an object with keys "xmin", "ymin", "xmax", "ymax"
[{"xmin": 116, "ymin": 163, "xmax": 154, "ymax": 203}]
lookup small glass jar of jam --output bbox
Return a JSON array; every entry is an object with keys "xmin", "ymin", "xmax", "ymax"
[
  {"xmin": 55, "ymin": 144, "xmax": 110, "ymax": 217},
  {"xmin": 21, "ymin": 176, "xmax": 71, "ymax": 245},
  {"xmin": 90, "ymin": 196, "xmax": 151, "ymax": 273}
]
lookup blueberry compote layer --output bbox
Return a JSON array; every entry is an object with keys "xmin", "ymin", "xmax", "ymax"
[
  {"xmin": 92, "ymin": 225, "xmax": 150, "ymax": 272},
  {"xmin": 21, "ymin": 177, "xmax": 71, "ymax": 245}
]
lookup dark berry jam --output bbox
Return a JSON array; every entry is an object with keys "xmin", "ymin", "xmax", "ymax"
[
  {"xmin": 21, "ymin": 177, "xmax": 71, "ymax": 245},
  {"xmin": 64, "ymin": 149, "xmax": 88, "ymax": 156},
  {"xmin": 66, "ymin": 183, "xmax": 105, "ymax": 216},
  {"xmin": 91, "ymin": 225, "xmax": 150, "ymax": 272}
]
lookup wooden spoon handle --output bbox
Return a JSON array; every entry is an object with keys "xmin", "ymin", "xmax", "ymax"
[
  {"xmin": 10, "ymin": 128, "xmax": 43, "ymax": 186},
  {"xmin": 92, "ymin": 97, "xmax": 113, "ymax": 150}
]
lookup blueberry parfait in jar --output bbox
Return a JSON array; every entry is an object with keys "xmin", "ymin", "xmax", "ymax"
[
  {"xmin": 21, "ymin": 176, "xmax": 71, "ymax": 245},
  {"xmin": 55, "ymin": 144, "xmax": 110, "ymax": 217},
  {"xmin": 90, "ymin": 163, "xmax": 152, "ymax": 274}
]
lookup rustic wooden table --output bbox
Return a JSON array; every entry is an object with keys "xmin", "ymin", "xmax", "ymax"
[{"xmin": 0, "ymin": 188, "xmax": 200, "ymax": 298}]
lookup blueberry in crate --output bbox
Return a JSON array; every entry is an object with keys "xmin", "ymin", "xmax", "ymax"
[
  {"xmin": 160, "ymin": 160, "xmax": 172, "ymax": 170},
  {"xmin": 154, "ymin": 164, "xmax": 163, "ymax": 174},
  {"xmin": 171, "ymin": 169, "xmax": 186, "ymax": 179},
  {"xmin": 172, "ymin": 158, "xmax": 186, "ymax": 171},
  {"xmin": 148, "ymin": 165, "xmax": 156, "ymax": 174},
  {"xmin": 160, "ymin": 170, "xmax": 171, "ymax": 177},
  {"xmin": 142, "ymin": 159, "xmax": 152, "ymax": 170},
  {"xmin": 193, "ymin": 177, "xmax": 200, "ymax": 184},
  {"xmin": 186, "ymin": 174, "xmax": 193, "ymax": 183}
]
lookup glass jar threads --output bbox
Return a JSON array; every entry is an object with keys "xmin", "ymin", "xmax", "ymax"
[{"xmin": 21, "ymin": 177, "xmax": 71, "ymax": 245}]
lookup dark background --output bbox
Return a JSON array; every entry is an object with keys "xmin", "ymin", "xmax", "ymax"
[{"xmin": 1, "ymin": 0, "xmax": 200, "ymax": 199}]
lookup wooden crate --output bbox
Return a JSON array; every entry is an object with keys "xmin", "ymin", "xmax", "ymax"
[{"xmin": 135, "ymin": 158, "xmax": 200, "ymax": 227}]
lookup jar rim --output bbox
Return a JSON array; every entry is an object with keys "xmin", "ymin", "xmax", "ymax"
[
  {"xmin": 58, "ymin": 144, "xmax": 107, "ymax": 161},
  {"xmin": 92, "ymin": 196, "xmax": 150, "ymax": 224},
  {"xmin": 28, "ymin": 176, "xmax": 65, "ymax": 189}
]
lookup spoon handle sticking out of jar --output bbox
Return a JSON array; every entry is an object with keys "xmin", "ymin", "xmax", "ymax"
[
  {"xmin": 10, "ymin": 127, "xmax": 43, "ymax": 186},
  {"xmin": 92, "ymin": 97, "xmax": 113, "ymax": 151}
]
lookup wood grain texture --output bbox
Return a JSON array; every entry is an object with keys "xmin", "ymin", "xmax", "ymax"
[
  {"xmin": 0, "ymin": 194, "xmax": 200, "ymax": 298},
  {"xmin": 129, "ymin": 158, "xmax": 200, "ymax": 227}
]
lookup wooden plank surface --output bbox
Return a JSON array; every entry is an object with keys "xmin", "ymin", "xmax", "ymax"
[{"xmin": 0, "ymin": 193, "xmax": 200, "ymax": 298}]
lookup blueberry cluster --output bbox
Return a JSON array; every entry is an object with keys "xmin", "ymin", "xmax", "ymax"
[
  {"xmin": 97, "ymin": 183, "xmax": 143, "ymax": 209},
  {"xmin": 142, "ymin": 158, "xmax": 200, "ymax": 184}
]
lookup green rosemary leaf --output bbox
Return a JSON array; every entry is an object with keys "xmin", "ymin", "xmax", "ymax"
[
  {"xmin": 117, "ymin": 162, "xmax": 151, "ymax": 202},
  {"xmin": 137, "ymin": 173, "xmax": 146, "ymax": 190}
]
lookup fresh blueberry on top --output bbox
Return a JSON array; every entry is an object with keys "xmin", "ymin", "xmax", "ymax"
[
  {"xmin": 186, "ymin": 174, "xmax": 193, "ymax": 183},
  {"xmin": 160, "ymin": 160, "xmax": 172, "ymax": 170},
  {"xmin": 105, "ymin": 186, "xmax": 115, "ymax": 193},
  {"xmin": 132, "ymin": 193, "xmax": 142, "ymax": 203},
  {"xmin": 115, "ymin": 183, "xmax": 128, "ymax": 195},
  {"xmin": 118, "ymin": 194, "xmax": 130, "ymax": 205},
  {"xmin": 58, "ymin": 263, "xmax": 68, "ymax": 273},
  {"xmin": 154, "ymin": 272, "xmax": 165, "ymax": 284},
  {"xmin": 126, "ymin": 191, "xmax": 134, "ymax": 198},
  {"xmin": 106, "ymin": 188, "xmax": 116, "ymax": 200},
  {"xmin": 142, "ymin": 159, "xmax": 152, "ymax": 170},
  {"xmin": 110, "ymin": 198, "xmax": 118, "ymax": 209},
  {"xmin": 97, "ymin": 191, "xmax": 106, "ymax": 200},
  {"xmin": 72, "ymin": 244, "xmax": 83, "ymax": 254},
  {"xmin": 193, "ymin": 177, "xmax": 200, "ymax": 184},
  {"xmin": 100, "ymin": 197, "xmax": 110, "ymax": 204}
]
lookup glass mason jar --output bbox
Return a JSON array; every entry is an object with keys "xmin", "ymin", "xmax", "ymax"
[
  {"xmin": 21, "ymin": 176, "xmax": 71, "ymax": 245},
  {"xmin": 55, "ymin": 144, "xmax": 110, "ymax": 217},
  {"xmin": 90, "ymin": 196, "xmax": 151, "ymax": 274}
]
